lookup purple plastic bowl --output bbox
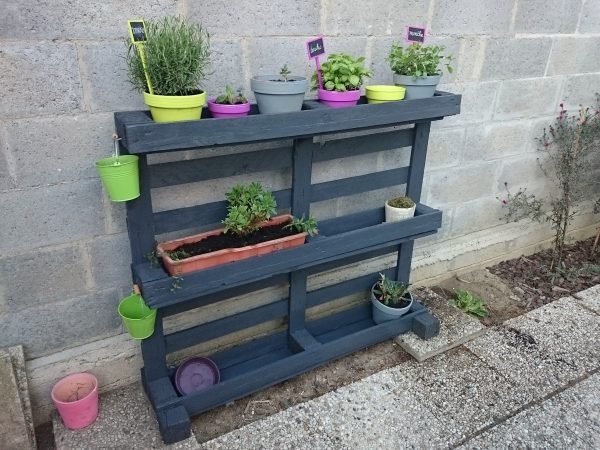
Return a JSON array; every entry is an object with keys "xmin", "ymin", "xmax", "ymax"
[
  {"xmin": 175, "ymin": 357, "xmax": 220, "ymax": 395},
  {"xmin": 318, "ymin": 88, "xmax": 361, "ymax": 109},
  {"xmin": 207, "ymin": 100, "xmax": 251, "ymax": 119}
]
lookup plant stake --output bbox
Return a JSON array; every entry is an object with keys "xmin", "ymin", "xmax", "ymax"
[
  {"xmin": 127, "ymin": 20, "xmax": 154, "ymax": 94},
  {"xmin": 306, "ymin": 37, "xmax": 325, "ymax": 90}
]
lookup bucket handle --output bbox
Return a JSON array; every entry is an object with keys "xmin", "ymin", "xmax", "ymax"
[{"xmin": 112, "ymin": 133, "xmax": 122, "ymax": 166}]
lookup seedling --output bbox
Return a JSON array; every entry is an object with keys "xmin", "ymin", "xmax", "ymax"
[
  {"xmin": 222, "ymin": 182, "xmax": 277, "ymax": 235},
  {"xmin": 284, "ymin": 215, "xmax": 318, "ymax": 236},
  {"xmin": 215, "ymin": 85, "xmax": 248, "ymax": 105},
  {"xmin": 279, "ymin": 64, "xmax": 292, "ymax": 82},
  {"xmin": 450, "ymin": 290, "xmax": 489, "ymax": 317}
]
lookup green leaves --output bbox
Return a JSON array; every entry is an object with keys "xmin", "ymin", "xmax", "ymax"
[
  {"xmin": 279, "ymin": 64, "xmax": 292, "ymax": 82},
  {"xmin": 126, "ymin": 16, "xmax": 211, "ymax": 96},
  {"xmin": 373, "ymin": 273, "xmax": 410, "ymax": 307},
  {"xmin": 284, "ymin": 215, "xmax": 318, "ymax": 236},
  {"xmin": 387, "ymin": 43, "xmax": 453, "ymax": 80},
  {"xmin": 311, "ymin": 53, "xmax": 373, "ymax": 92},
  {"xmin": 222, "ymin": 182, "xmax": 277, "ymax": 236},
  {"xmin": 449, "ymin": 290, "xmax": 489, "ymax": 318},
  {"xmin": 215, "ymin": 85, "xmax": 247, "ymax": 105}
]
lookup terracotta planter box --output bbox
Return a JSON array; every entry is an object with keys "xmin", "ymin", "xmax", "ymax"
[{"xmin": 157, "ymin": 214, "xmax": 307, "ymax": 275}]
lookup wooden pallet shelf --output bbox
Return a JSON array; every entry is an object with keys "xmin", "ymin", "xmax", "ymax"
[{"xmin": 116, "ymin": 91, "xmax": 461, "ymax": 444}]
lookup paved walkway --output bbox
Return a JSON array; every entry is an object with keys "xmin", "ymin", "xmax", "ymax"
[{"xmin": 55, "ymin": 286, "xmax": 600, "ymax": 449}]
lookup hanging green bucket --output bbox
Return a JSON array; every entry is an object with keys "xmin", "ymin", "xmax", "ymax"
[
  {"xmin": 95, "ymin": 155, "xmax": 140, "ymax": 202},
  {"xmin": 118, "ymin": 293, "xmax": 156, "ymax": 340}
]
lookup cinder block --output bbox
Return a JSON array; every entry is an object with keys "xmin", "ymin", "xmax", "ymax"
[
  {"xmin": 187, "ymin": 0, "xmax": 320, "ymax": 37},
  {"xmin": 87, "ymin": 234, "xmax": 133, "ymax": 289},
  {"xmin": 496, "ymin": 154, "xmax": 549, "ymax": 196},
  {"xmin": 0, "ymin": 180, "xmax": 105, "ymax": 255},
  {"xmin": 436, "ymin": 81, "xmax": 499, "ymax": 127},
  {"xmin": 426, "ymin": 127, "xmax": 465, "ymax": 169},
  {"xmin": 423, "ymin": 161, "xmax": 497, "ymax": 205},
  {"xmin": 0, "ymin": 0, "xmax": 178, "ymax": 40},
  {"xmin": 0, "ymin": 42, "xmax": 83, "ymax": 118},
  {"xmin": 514, "ymin": 0, "xmax": 581, "ymax": 34},
  {"xmin": 561, "ymin": 74, "xmax": 600, "ymax": 109},
  {"xmin": 5, "ymin": 113, "xmax": 114, "ymax": 187},
  {"xmin": 201, "ymin": 39, "xmax": 247, "ymax": 101},
  {"xmin": 463, "ymin": 121, "xmax": 532, "ymax": 162},
  {"xmin": 431, "ymin": 0, "xmax": 513, "ymax": 35},
  {"xmin": 448, "ymin": 195, "xmax": 505, "ymax": 237},
  {"xmin": 547, "ymin": 37, "xmax": 600, "ymax": 76},
  {"xmin": 324, "ymin": 0, "xmax": 431, "ymax": 36},
  {"xmin": 579, "ymin": 0, "xmax": 600, "ymax": 33},
  {"xmin": 453, "ymin": 37, "xmax": 486, "ymax": 83},
  {"xmin": 0, "ymin": 245, "xmax": 89, "ymax": 314},
  {"xmin": 2, "ymin": 289, "xmax": 122, "ymax": 359},
  {"xmin": 494, "ymin": 78, "xmax": 562, "ymax": 120},
  {"xmin": 0, "ymin": 125, "xmax": 14, "ymax": 190},
  {"xmin": 480, "ymin": 38, "xmax": 552, "ymax": 81},
  {"xmin": 78, "ymin": 42, "xmax": 145, "ymax": 113},
  {"xmin": 246, "ymin": 36, "xmax": 313, "ymax": 84}
]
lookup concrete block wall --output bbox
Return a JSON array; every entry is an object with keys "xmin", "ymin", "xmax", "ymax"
[{"xmin": 1, "ymin": 0, "xmax": 600, "ymax": 424}]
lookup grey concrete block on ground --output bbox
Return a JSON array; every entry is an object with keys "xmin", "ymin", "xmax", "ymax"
[
  {"xmin": 547, "ymin": 37, "xmax": 600, "ymax": 76},
  {"xmin": 54, "ymin": 383, "xmax": 199, "ymax": 450},
  {"xmin": 396, "ymin": 288, "xmax": 485, "ymax": 362},
  {"xmin": 574, "ymin": 284, "xmax": 600, "ymax": 314},
  {"xmin": 0, "ymin": 42, "xmax": 83, "ymax": 118},
  {"xmin": 479, "ymin": 38, "xmax": 552, "ymax": 82},
  {"xmin": 5, "ymin": 113, "xmax": 114, "ymax": 187},
  {"xmin": 431, "ymin": 0, "xmax": 513, "ymax": 35},
  {"xmin": 187, "ymin": 0, "xmax": 320, "ymax": 37},
  {"xmin": 0, "ymin": 244, "xmax": 89, "ymax": 314},
  {"xmin": 494, "ymin": 77, "xmax": 562, "ymax": 120},
  {"xmin": 513, "ymin": 0, "xmax": 582, "ymax": 34},
  {"xmin": 0, "ymin": 179, "xmax": 105, "ymax": 255},
  {"xmin": 0, "ymin": 353, "xmax": 30, "ymax": 450}
]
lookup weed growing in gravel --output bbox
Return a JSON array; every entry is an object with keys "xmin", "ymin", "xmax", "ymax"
[{"xmin": 450, "ymin": 290, "xmax": 489, "ymax": 317}]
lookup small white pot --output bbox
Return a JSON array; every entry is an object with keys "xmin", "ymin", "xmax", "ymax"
[{"xmin": 385, "ymin": 201, "xmax": 416, "ymax": 222}]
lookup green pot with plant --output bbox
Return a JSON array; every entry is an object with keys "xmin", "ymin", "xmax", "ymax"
[
  {"xmin": 370, "ymin": 273, "xmax": 413, "ymax": 324},
  {"xmin": 208, "ymin": 85, "xmax": 250, "ymax": 119},
  {"xmin": 312, "ymin": 53, "xmax": 372, "ymax": 108},
  {"xmin": 126, "ymin": 16, "xmax": 211, "ymax": 123},
  {"xmin": 251, "ymin": 64, "xmax": 308, "ymax": 114},
  {"xmin": 385, "ymin": 195, "xmax": 415, "ymax": 222},
  {"xmin": 157, "ymin": 182, "xmax": 318, "ymax": 275},
  {"xmin": 388, "ymin": 43, "xmax": 453, "ymax": 100}
]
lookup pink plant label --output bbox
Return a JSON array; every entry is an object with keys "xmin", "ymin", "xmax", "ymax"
[
  {"xmin": 306, "ymin": 37, "xmax": 325, "ymax": 60},
  {"xmin": 406, "ymin": 26, "xmax": 426, "ymax": 44}
]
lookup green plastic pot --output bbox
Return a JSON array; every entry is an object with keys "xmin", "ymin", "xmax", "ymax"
[
  {"xmin": 118, "ymin": 293, "xmax": 156, "ymax": 340},
  {"xmin": 95, "ymin": 155, "xmax": 140, "ymax": 202}
]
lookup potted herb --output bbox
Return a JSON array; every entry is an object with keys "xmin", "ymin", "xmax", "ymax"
[
  {"xmin": 157, "ymin": 182, "xmax": 318, "ymax": 275},
  {"xmin": 208, "ymin": 85, "xmax": 250, "ymax": 119},
  {"xmin": 387, "ymin": 43, "xmax": 453, "ymax": 100},
  {"xmin": 312, "ymin": 53, "xmax": 372, "ymax": 108},
  {"xmin": 250, "ymin": 64, "xmax": 308, "ymax": 114},
  {"xmin": 385, "ymin": 195, "xmax": 415, "ymax": 222},
  {"xmin": 126, "ymin": 16, "xmax": 211, "ymax": 123},
  {"xmin": 371, "ymin": 273, "xmax": 413, "ymax": 324}
]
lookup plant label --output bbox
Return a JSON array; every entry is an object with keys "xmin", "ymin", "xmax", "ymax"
[
  {"xmin": 128, "ymin": 20, "xmax": 147, "ymax": 43},
  {"xmin": 406, "ymin": 26, "xmax": 426, "ymax": 44},
  {"xmin": 306, "ymin": 37, "xmax": 325, "ymax": 60}
]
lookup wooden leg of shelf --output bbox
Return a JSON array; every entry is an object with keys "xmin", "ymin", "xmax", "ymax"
[
  {"xmin": 412, "ymin": 311, "xmax": 440, "ymax": 340},
  {"xmin": 290, "ymin": 329, "xmax": 321, "ymax": 351},
  {"xmin": 157, "ymin": 405, "xmax": 191, "ymax": 445}
]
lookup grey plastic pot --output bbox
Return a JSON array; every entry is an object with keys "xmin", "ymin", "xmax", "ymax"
[
  {"xmin": 251, "ymin": 75, "xmax": 308, "ymax": 114},
  {"xmin": 370, "ymin": 283, "xmax": 413, "ymax": 324},
  {"xmin": 393, "ymin": 74, "xmax": 441, "ymax": 100}
]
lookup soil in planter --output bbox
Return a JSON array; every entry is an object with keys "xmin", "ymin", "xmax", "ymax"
[{"xmin": 171, "ymin": 222, "xmax": 299, "ymax": 258}]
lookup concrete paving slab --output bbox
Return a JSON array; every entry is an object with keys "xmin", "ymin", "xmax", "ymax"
[
  {"xmin": 386, "ymin": 348, "xmax": 534, "ymax": 441},
  {"xmin": 397, "ymin": 288, "xmax": 486, "ymax": 362},
  {"xmin": 54, "ymin": 383, "xmax": 199, "ymax": 450},
  {"xmin": 574, "ymin": 284, "xmax": 600, "ymax": 314},
  {"xmin": 1, "ymin": 346, "xmax": 36, "ymax": 449},
  {"xmin": 0, "ymin": 353, "xmax": 31, "ymax": 450}
]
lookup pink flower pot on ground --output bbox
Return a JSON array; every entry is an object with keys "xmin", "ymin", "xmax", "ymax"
[
  {"xmin": 51, "ymin": 372, "xmax": 99, "ymax": 429},
  {"xmin": 318, "ymin": 88, "xmax": 361, "ymax": 108},
  {"xmin": 207, "ymin": 100, "xmax": 251, "ymax": 119}
]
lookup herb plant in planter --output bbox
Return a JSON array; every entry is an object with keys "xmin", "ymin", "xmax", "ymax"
[
  {"xmin": 251, "ymin": 64, "xmax": 308, "ymax": 114},
  {"xmin": 312, "ymin": 53, "xmax": 373, "ymax": 108},
  {"xmin": 208, "ymin": 85, "xmax": 250, "ymax": 119},
  {"xmin": 157, "ymin": 182, "xmax": 318, "ymax": 275},
  {"xmin": 388, "ymin": 43, "xmax": 453, "ymax": 100},
  {"xmin": 385, "ymin": 195, "xmax": 415, "ymax": 222},
  {"xmin": 126, "ymin": 16, "xmax": 211, "ymax": 123},
  {"xmin": 370, "ymin": 273, "xmax": 413, "ymax": 324}
]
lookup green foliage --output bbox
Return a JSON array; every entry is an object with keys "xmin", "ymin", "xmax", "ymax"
[
  {"xmin": 450, "ymin": 290, "xmax": 489, "ymax": 317},
  {"xmin": 499, "ymin": 98, "xmax": 600, "ymax": 270},
  {"xmin": 387, "ymin": 43, "xmax": 453, "ymax": 79},
  {"xmin": 311, "ymin": 53, "xmax": 372, "ymax": 92},
  {"xmin": 126, "ymin": 16, "xmax": 211, "ymax": 96},
  {"xmin": 372, "ymin": 273, "xmax": 410, "ymax": 307},
  {"xmin": 284, "ymin": 215, "xmax": 318, "ymax": 236},
  {"xmin": 222, "ymin": 182, "xmax": 277, "ymax": 236},
  {"xmin": 170, "ymin": 275, "xmax": 183, "ymax": 292},
  {"xmin": 168, "ymin": 249, "xmax": 191, "ymax": 261},
  {"xmin": 279, "ymin": 64, "xmax": 292, "ymax": 81},
  {"xmin": 388, "ymin": 196, "xmax": 415, "ymax": 208},
  {"xmin": 215, "ymin": 85, "xmax": 248, "ymax": 105}
]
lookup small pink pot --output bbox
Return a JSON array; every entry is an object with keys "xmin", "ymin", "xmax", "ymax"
[
  {"xmin": 318, "ymin": 88, "xmax": 361, "ymax": 108},
  {"xmin": 207, "ymin": 100, "xmax": 251, "ymax": 119},
  {"xmin": 51, "ymin": 372, "xmax": 99, "ymax": 429}
]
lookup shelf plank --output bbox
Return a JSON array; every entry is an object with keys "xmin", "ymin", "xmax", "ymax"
[{"xmin": 116, "ymin": 92, "xmax": 461, "ymax": 154}]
